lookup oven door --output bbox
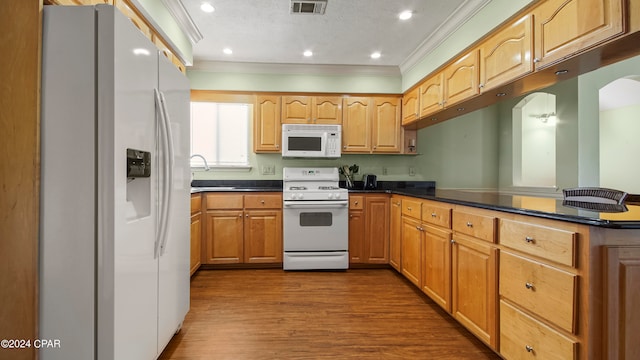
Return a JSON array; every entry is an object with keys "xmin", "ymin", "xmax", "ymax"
[{"xmin": 283, "ymin": 200, "xmax": 348, "ymax": 251}]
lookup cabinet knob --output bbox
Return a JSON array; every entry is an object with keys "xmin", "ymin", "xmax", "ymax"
[
  {"xmin": 407, "ymin": 206, "xmax": 412, "ymax": 210},
  {"xmin": 261, "ymin": 200, "xmax": 265, "ymax": 204},
  {"xmin": 450, "ymin": 239, "xmax": 455, "ymax": 244},
  {"xmin": 416, "ymin": 226, "xmax": 424, "ymax": 231},
  {"xmin": 466, "ymin": 222, "xmax": 473, "ymax": 228},
  {"xmin": 525, "ymin": 282, "xmax": 534, "ymax": 290},
  {"xmin": 525, "ymin": 345, "xmax": 534, "ymax": 353},
  {"xmin": 533, "ymin": 58, "xmax": 540, "ymax": 63},
  {"xmin": 354, "ymin": 201, "xmax": 359, "ymax": 205},
  {"xmin": 431, "ymin": 213, "xmax": 437, "ymax": 218},
  {"xmin": 525, "ymin": 236, "xmax": 535, "ymax": 243},
  {"xmin": 373, "ymin": 146, "xmax": 377, "ymax": 149},
  {"xmin": 479, "ymin": 83, "xmax": 485, "ymax": 89},
  {"xmin": 238, "ymin": 214, "xmax": 242, "ymax": 218},
  {"xmin": 343, "ymin": 146, "xmax": 347, "ymax": 149},
  {"xmin": 245, "ymin": 214, "xmax": 249, "ymax": 218},
  {"xmin": 275, "ymin": 144, "xmax": 279, "ymax": 149}
]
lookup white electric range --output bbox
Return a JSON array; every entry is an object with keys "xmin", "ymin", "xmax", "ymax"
[{"xmin": 282, "ymin": 167, "xmax": 349, "ymax": 270}]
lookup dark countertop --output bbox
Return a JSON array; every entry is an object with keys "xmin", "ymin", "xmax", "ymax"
[{"xmin": 191, "ymin": 180, "xmax": 640, "ymax": 228}]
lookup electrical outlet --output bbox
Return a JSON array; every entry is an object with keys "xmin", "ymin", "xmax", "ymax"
[
  {"xmin": 382, "ymin": 167, "xmax": 388, "ymax": 175},
  {"xmin": 261, "ymin": 165, "xmax": 275, "ymax": 175},
  {"xmin": 409, "ymin": 167, "xmax": 416, "ymax": 176}
]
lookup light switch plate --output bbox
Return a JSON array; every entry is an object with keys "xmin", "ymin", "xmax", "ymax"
[{"xmin": 409, "ymin": 167, "xmax": 416, "ymax": 176}]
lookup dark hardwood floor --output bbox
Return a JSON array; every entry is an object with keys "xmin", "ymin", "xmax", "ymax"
[{"xmin": 159, "ymin": 268, "xmax": 500, "ymax": 360}]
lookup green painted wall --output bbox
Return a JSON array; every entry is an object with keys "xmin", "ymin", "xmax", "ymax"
[
  {"xmin": 188, "ymin": 71, "xmax": 402, "ymax": 93},
  {"xmin": 414, "ymin": 106, "xmax": 499, "ymax": 190},
  {"xmin": 135, "ymin": 0, "xmax": 193, "ymax": 64}
]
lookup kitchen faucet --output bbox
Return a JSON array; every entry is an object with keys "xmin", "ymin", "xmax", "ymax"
[{"xmin": 190, "ymin": 154, "xmax": 210, "ymax": 171}]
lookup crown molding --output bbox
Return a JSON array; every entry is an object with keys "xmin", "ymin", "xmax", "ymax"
[
  {"xmin": 190, "ymin": 61, "xmax": 401, "ymax": 77},
  {"xmin": 399, "ymin": 0, "xmax": 491, "ymax": 74},
  {"xmin": 161, "ymin": 0, "xmax": 204, "ymax": 45}
]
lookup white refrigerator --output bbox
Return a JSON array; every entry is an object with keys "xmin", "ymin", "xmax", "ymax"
[{"xmin": 40, "ymin": 5, "xmax": 190, "ymax": 360}]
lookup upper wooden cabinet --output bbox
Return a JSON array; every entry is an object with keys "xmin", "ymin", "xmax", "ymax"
[
  {"xmin": 254, "ymin": 95, "xmax": 281, "ymax": 153},
  {"xmin": 281, "ymin": 96, "xmax": 342, "ymax": 124},
  {"xmin": 479, "ymin": 14, "xmax": 533, "ymax": 92},
  {"xmin": 419, "ymin": 73, "xmax": 444, "ymax": 118},
  {"xmin": 342, "ymin": 97, "xmax": 372, "ymax": 153},
  {"xmin": 532, "ymin": 0, "xmax": 625, "ymax": 69},
  {"xmin": 343, "ymin": 96, "xmax": 404, "ymax": 154},
  {"xmin": 401, "ymin": 87, "xmax": 419, "ymax": 125},
  {"xmin": 443, "ymin": 50, "xmax": 480, "ymax": 108},
  {"xmin": 371, "ymin": 97, "xmax": 402, "ymax": 153}
]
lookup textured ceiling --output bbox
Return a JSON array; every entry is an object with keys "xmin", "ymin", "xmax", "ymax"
[{"xmin": 182, "ymin": 0, "xmax": 488, "ymax": 71}]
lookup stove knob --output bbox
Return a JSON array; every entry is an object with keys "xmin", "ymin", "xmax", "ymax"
[
  {"xmin": 328, "ymin": 193, "xmax": 334, "ymax": 199},
  {"xmin": 296, "ymin": 193, "xmax": 303, "ymax": 200},
  {"xmin": 334, "ymin": 193, "xmax": 341, "ymax": 199}
]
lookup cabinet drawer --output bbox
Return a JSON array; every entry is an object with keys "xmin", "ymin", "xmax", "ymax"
[
  {"xmin": 402, "ymin": 199, "xmax": 422, "ymax": 219},
  {"xmin": 349, "ymin": 195, "xmax": 364, "ymax": 210},
  {"xmin": 421, "ymin": 202, "xmax": 451, "ymax": 229},
  {"xmin": 452, "ymin": 210, "xmax": 495, "ymax": 242},
  {"xmin": 191, "ymin": 194, "xmax": 202, "ymax": 214},
  {"xmin": 500, "ymin": 300, "xmax": 577, "ymax": 360},
  {"xmin": 244, "ymin": 194, "xmax": 282, "ymax": 209},
  {"xmin": 499, "ymin": 219, "xmax": 576, "ymax": 267},
  {"xmin": 500, "ymin": 252, "xmax": 577, "ymax": 333},
  {"xmin": 205, "ymin": 194, "xmax": 243, "ymax": 210}
]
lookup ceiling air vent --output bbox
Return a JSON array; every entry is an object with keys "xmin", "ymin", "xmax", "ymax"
[{"xmin": 291, "ymin": 0, "xmax": 327, "ymax": 15}]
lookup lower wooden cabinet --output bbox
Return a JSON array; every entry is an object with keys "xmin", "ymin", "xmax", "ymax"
[
  {"xmin": 500, "ymin": 300, "xmax": 577, "ymax": 360},
  {"xmin": 603, "ymin": 246, "xmax": 640, "ymax": 359},
  {"xmin": 451, "ymin": 234, "xmax": 498, "ymax": 350},
  {"xmin": 204, "ymin": 193, "xmax": 282, "ymax": 265},
  {"xmin": 190, "ymin": 194, "xmax": 202, "ymax": 275},
  {"xmin": 401, "ymin": 216, "xmax": 422, "ymax": 287},
  {"xmin": 421, "ymin": 225, "xmax": 452, "ymax": 312},
  {"xmin": 389, "ymin": 196, "xmax": 402, "ymax": 270},
  {"xmin": 349, "ymin": 194, "xmax": 390, "ymax": 264}
]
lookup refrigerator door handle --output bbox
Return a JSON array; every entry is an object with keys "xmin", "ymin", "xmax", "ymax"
[
  {"xmin": 154, "ymin": 88, "xmax": 170, "ymax": 259},
  {"xmin": 158, "ymin": 91, "xmax": 174, "ymax": 256}
]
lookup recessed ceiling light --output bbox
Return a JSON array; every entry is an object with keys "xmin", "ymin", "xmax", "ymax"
[
  {"xmin": 200, "ymin": 2, "xmax": 215, "ymax": 13},
  {"xmin": 303, "ymin": 50, "xmax": 313, "ymax": 57},
  {"xmin": 399, "ymin": 10, "xmax": 412, "ymax": 20},
  {"xmin": 223, "ymin": 48, "xmax": 232, "ymax": 55},
  {"xmin": 370, "ymin": 52, "xmax": 381, "ymax": 59}
]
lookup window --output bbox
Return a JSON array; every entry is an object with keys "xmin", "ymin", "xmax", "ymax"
[{"xmin": 190, "ymin": 101, "xmax": 251, "ymax": 168}]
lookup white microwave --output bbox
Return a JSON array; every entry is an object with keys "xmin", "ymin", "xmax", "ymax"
[{"xmin": 281, "ymin": 124, "xmax": 341, "ymax": 158}]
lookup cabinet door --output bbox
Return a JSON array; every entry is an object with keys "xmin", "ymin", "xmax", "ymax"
[
  {"xmin": 479, "ymin": 14, "xmax": 533, "ymax": 92},
  {"xmin": 342, "ymin": 97, "xmax": 371, "ymax": 153},
  {"xmin": 533, "ymin": 0, "xmax": 624, "ymax": 69},
  {"xmin": 349, "ymin": 210, "xmax": 365, "ymax": 264},
  {"xmin": 254, "ymin": 95, "xmax": 282, "ymax": 153},
  {"xmin": 372, "ymin": 97, "xmax": 401, "ymax": 153},
  {"xmin": 444, "ymin": 50, "xmax": 479, "ymax": 108},
  {"xmin": 452, "ymin": 235, "xmax": 498, "ymax": 349},
  {"xmin": 281, "ymin": 96, "xmax": 311, "ymax": 124},
  {"xmin": 364, "ymin": 195, "xmax": 390, "ymax": 263},
  {"xmin": 422, "ymin": 225, "xmax": 452, "ymax": 312},
  {"xmin": 401, "ymin": 216, "xmax": 422, "ymax": 287},
  {"xmin": 204, "ymin": 210, "xmax": 244, "ymax": 264},
  {"xmin": 604, "ymin": 246, "xmax": 640, "ymax": 359},
  {"xmin": 389, "ymin": 197, "xmax": 402, "ymax": 271},
  {"xmin": 401, "ymin": 87, "xmax": 419, "ymax": 125},
  {"xmin": 190, "ymin": 212, "xmax": 202, "ymax": 275},
  {"xmin": 419, "ymin": 73, "xmax": 444, "ymax": 118},
  {"xmin": 244, "ymin": 210, "xmax": 282, "ymax": 263},
  {"xmin": 312, "ymin": 96, "xmax": 342, "ymax": 124}
]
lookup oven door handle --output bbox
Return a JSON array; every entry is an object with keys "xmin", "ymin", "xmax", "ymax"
[{"xmin": 283, "ymin": 201, "xmax": 349, "ymax": 208}]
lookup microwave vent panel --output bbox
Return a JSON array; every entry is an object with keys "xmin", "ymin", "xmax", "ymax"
[{"xmin": 291, "ymin": 0, "xmax": 327, "ymax": 15}]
